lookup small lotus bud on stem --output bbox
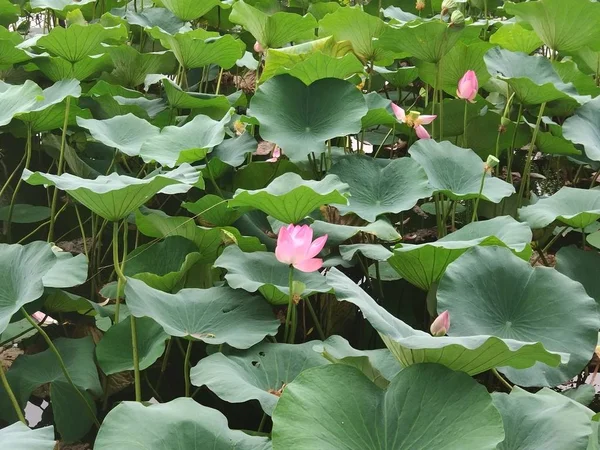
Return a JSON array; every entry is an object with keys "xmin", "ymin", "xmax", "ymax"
[
  {"xmin": 430, "ymin": 310, "xmax": 450, "ymax": 336},
  {"xmin": 253, "ymin": 41, "xmax": 264, "ymax": 53}
]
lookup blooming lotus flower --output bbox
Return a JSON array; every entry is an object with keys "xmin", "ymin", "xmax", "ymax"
[
  {"xmin": 275, "ymin": 224, "xmax": 328, "ymax": 272},
  {"xmin": 457, "ymin": 70, "xmax": 478, "ymax": 103},
  {"xmin": 31, "ymin": 311, "xmax": 58, "ymax": 326},
  {"xmin": 391, "ymin": 103, "xmax": 437, "ymax": 139},
  {"xmin": 430, "ymin": 310, "xmax": 450, "ymax": 336},
  {"xmin": 266, "ymin": 146, "xmax": 282, "ymax": 162}
]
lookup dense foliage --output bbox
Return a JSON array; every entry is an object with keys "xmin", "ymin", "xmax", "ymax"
[{"xmin": 1, "ymin": 0, "xmax": 600, "ymax": 448}]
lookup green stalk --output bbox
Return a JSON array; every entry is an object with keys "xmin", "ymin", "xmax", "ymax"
[
  {"xmin": 305, "ymin": 298, "xmax": 325, "ymax": 340},
  {"xmin": 506, "ymin": 103, "xmax": 524, "ymax": 188},
  {"xmin": 0, "ymin": 366, "xmax": 26, "ymax": 424},
  {"xmin": 471, "ymin": 168, "xmax": 487, "ymax": 222},
  {"xmin": 6, "ymin": 123, "xmax": 33, "ymax": 242},
  {"xmin": 131, "ymin": 315, "xmax": 141, "ymax": 402},
  {"xmin": 215, "ymin": 67, "xmax": 224, "ymax": 95},
  {"xmin": 462, "ymin": 101, "xmax": 468, "ymax": 147},
  {"xmin": 492, "ymin": 368, "xmax": 512, "ymax": 391},
  {"xmin": 22, "ymin": 308, "xmax": 100, "ymax": 428},
  {"xmin": 289, "ymin": 301, "xmax": 297, "ymax": 344},
  {"xmin": 184, "ymin": 339, "xmax": 193, "ymax": 397},
  {"xmin": 155, "ymin": 338, "xmax": 172, "ymax": 393},
  {"xmin": 283, "ymin": 265, "xmax": 294, "ymax": 343},
  {"xmin": 517, "ymin": 102, "xmax": 546, "ymax": 207},
  {"xmin": 0, "ymin": 151, "xmax": 26, "ymax": 201},
  {"xmin": 74, "ymin": 204, "xmax": 88, "ymax": 257},
  {"xmin": 434, "ymin": 193, "xmax": 443, "ymax": 236},
  {"xmin": 112, "ymin": 222, "xmax": 128, "ymax": 323},
  {"xmin": 48, "ymin": 97, "xmax": 71, "ymax": 242}
]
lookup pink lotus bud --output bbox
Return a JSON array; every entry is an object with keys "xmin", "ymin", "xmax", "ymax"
[
  {"xmin": 430, "ymin": 310, "xmax": 450, "ymax": 336},
  {"xmin": 31, "ymin": 311, "xmax": 58, "ymax": 326},
  {"xmin": 457, "ymin": 70, "xmax": 478, "ymax": 103},
  {"xmin": 254, "ymin": 41, "xmax": 264, "ymax": 53},
  {"xmin": 266, "ymin": 146, "xmax": 282, "ymax": 162},
  {"xmin": 275, "ymin": 224, "xmax": 328, "ymax": 272}
]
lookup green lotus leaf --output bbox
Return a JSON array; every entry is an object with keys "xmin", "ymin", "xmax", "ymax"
[
  {"xmin": 388, "ymin": 216, "xmax": 532, "ymax": 291},
  {"xmin": 360, "ymin": 92, "xmax": 396, "ymax": 128},
  {"xmin": 574, "ymin": 46, "xmax": 600, "ymax": 76},
  {"xmin": 30, "ymin": 0, "xmax": 95, "ymax": 11},
  {"xmin": 191, "ymin": 340, "xmax": 329, "ymax": 415},
  {"xmin": 182, "ymin": 194, "xmax": 249, "ymax": 227},
  {"xmin": 35, "ymin": 23, "xmax": 127, "ymax": 63},
  {"xmin": 484, "ymin": 47, "xmax": 588, "ymax": 105},
  {"xmin": 535, "ymin": 129, "xmax": 581, "ymax": 156},
  {"xmin": 0, "ymin": 80, "xmax": 44, "ymax": 127},
  {"xmin": 0, "ymin": 205, "xmax": 50, "ymax": 223},
  {"xmin": 437, "ymin": 246, "xmax": 600, "ymax": 387},
  {"xmin": 249, "ymin": 75, "xmax": 368, "ymax": 161},
  {"xmin": 0, "ymin": 337, "xmax": 101, "ymax": 442},
  {"xmin": 556, "ymin": 246, "xmax": 600, "ymax": 304},
  {"xmin": 318, "ymin": 7, "xmax": 394, "ymax": 65},
  {"xmin": 409, "ymin": 139, "xmax": 515, "ymax": 202},
  {"xmin": 310, "ymin": 219, "xmax": 401, "ymax": 246},
  {"xmin": 260, "ymin": 37, "xmax": 363, "ymax": 84},
  {"xmin": 96, "ymin": 316, "xmax": 168, "ymax": 375},
  {"xmin": 489, "ymin": 22, "xmax": 543, "ymax": 54},
  {"xmin": 339, "ymin": 243, "xmax": 394, "ymax": 262},
  {"xmin": 504, "ymin": 0, "xmax": 600, "ymax": 53},
  {"xmin": 42, "ymin": 249, "xmax": 88, "ymax": 289},
  {"xmin": 327, "ymin": 267, "xmax": 565, "ymax": 375},
  {"xmin": 140, "ymin": 111, "xmax": 232, "ymax": 167},
  {"xmin": 162, "ymin": 78, "xmax": 231, "ymax": 118},
  {"xmin": 492, "ymin": 387, "xmax": 594, "ymax": 450},
  {"xmin": 149, "ymin": 27, "xmax": 245, "ymax": 70},
  {"xmin": 76, "ymin": 113, "xmax": 159, "ymax": 157},
  {"xmin": 563, "ymin": 384, "xmax": 596, "ymax": 406},
  {"xmin": 214, "ymin": 245, "xmax": 331, "ymax": 305},
  {"xmin": 0, "ymin": 242, "xmax": 56, "ymax": 335},
  {"xmin": 157, "ymin": 0, "xmax": 219, "ymax": 20},
  {"xmin": 518, "ymin": 187, "xmax": 600, "ymax": 229},
  {"xmin": 563, "ymin": 96, "xmax": 600, "ymax": 161},
  {"xmin": 378, "ymin": 65, "xmax": 419, "ymax": 88},
  {"xmin": 106, "ymin": 45, "xmax": 177, "ymax": 88},
  {"xmin": 0, "ymin": 422, "xmax": 55, "ymax": 450},
  {"xmin": 95, "ymin": 398, "xmax": 271, "ymax": 450},
  {"xmin": 124, "ymin": 277, "xmax": 279, "ymax": 348},
  {"xmin": 381, "ymin": 5, "xmax": 420, "ymax": 24},
  {"xmin": 121, "ymin": 6, "xmax": 186, "ymax": 34},
  {"xmin": 230, "ymin": 0, "xmax": 316, "ymax": 49},
  {"xmin": 22, "ymin": 164, "xmax": 200, "ymax": 221},
  {"xmin": 0, "ymin": 27, "xmax": 31, "ymax": 68},
  {"xmin": 272, "ymin": 363, "xmax": 504, "ymax": 450},
  {"xmin": 465, "ymin": 110, "xmax": 531, "ymax": 158},
  {"xmin": 0, "ymin": 0, "xmax": 18, "ymax": 26},
  {"xmin": 209, "ymin": 132, "xmax": 257, "ymax": 168},
  {"xmin": 27, "ymin": 53, "xmax": 114, "ymax": 81},
  {"xmin": 329, "ymin": 155, "xmax": 432, "ymax": 222}
]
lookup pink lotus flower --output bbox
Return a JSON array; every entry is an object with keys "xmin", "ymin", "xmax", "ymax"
[
  {"xmin": 31, "ymin": 311, "xmax": 58, "ymax": 326},
  {"xmin": 275, "ymin": 224, "xmax": 327, "ymax": 272},
  {"xmin": 254, "ymin": 41, "xmax": 264, "ymax": 53},
  {"xmin": 391, "ymin": 103, "xmax": 436, "ymax": 139},
  {"xmin": 430, "ymin": 310, "xmax": 450, "ymax": 336},
  {"xmin": 266, "ymin": 146, "xmax": 282, "ymax": 162},
  {"xmin": 457, "ymin": 70, "xmax": 478, "ymax": 103}
]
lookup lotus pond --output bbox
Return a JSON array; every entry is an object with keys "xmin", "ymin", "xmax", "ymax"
[{"xmin": 2, "ymin": 0, "xmax": 600, "ymax": 448}]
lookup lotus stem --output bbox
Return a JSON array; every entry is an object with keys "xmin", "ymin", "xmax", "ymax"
[
  {"xmin": 6, "ymin": 123, "xmax": 32, "ymax": 242},
  {"xmin": 472, "ymin": 168, "xmax": 487, "ymax": 222},
  {"xmin": 462, "ymin": 101, "xmax": 469, "ymax": 147},
  {"xmin": 184, "ymin": 339, "xmax": 192, "ymax": 397},
  {"xmin": 112, "ymin": 221, "xmax": 128, "ymax": 324},
  {"xmin": 283, "ymin": 265, "xmax": 294, "ymax": 343},
  {"xmin": 305, "ymin": 297, "xmax": 325, "ymax": 340},
  {"xmin": 22, "ymin": 307, "xmax": 100, "ymax": 428},
  {"xmin": 131, "ymin": 315, "xmax": 142, "ymax": 402},
  {"xmin": 0, "ymin": 365, "xmax": 26, "ymax": 424},
  {"xmin": 517, "ymin": 102, "xmax": 546, "ymax": 207},
  {"xmin": 74, "ymin": 204, "xmax": 88, "ymax": 257},
  {"xmin": 492, "ymin": 368, "xmax": 513, "ymax": 391},
  {"xmin": 215, "ymin": 67, "xmax": 224, "ymax": 95}
]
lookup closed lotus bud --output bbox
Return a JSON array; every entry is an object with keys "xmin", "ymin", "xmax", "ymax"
[
  {"xmin": 253, "ymin": 41, "xmax": 264, "ymax": 53},
  {"xmin": 415, "ymin": 0, "xmax": 426, "ymax": 11},
  {"xmin": 450, "ymin": 9, "xmax": 465, "ymax": 27},
  {"xmin": 430, "ymin": 311, "xmax": 450, "ymax": 336}
]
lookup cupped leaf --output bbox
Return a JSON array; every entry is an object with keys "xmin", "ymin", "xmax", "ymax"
[
  {"xmin": 438, "ymin": 246, "xmax": 600, "ymax": 387},
  {"xmin": 504, "ymin": 0, "xmax": 600, "ymax": 53},
  {"xmin": 0, "ymin": 423, "xmax": 55, "ymax": 450},
  {"xmin": 492, "ymin": 387, "xmax": 594, "ymax": 450},
  {"xmin": 162, "ymin": 78, "xmax": 231, "ymax": 118},
  {"xmin": 388, "ymin": 216, "xmax": 533, "ymax": 291},
  {"xmin": 42, "ymin": 249, "xmax": 88, "ymax": 289},
  {"xmin": 328, "ymin": 155, "xmax": 432, "ymax": 221},
  {"xmin": 158, "ymin": 0, "xmax": 219, "ymax": 21},
  {"xmin": 27, "ymin": 53, "xmax": 114, "ymax": 82},
  {"xmin": 30, "ymin": 0, "xmax": 95, "ymax": 11},
  {"xmin": 76, "ymin": 113, "xmax": 160, "ymax": 157},
  {"xmin": 214, "ymin": 245, "xmax": 331, "ymax": 305},
  {"xmin": 409, "ymin": 139, "xmax": 515, "ymax": 202},
  {"xmin": 563, "ymin": 96, "xmax": 600, "ymax": 161},
  {"xmin": 229, "ymin": 172, "xmax": 349, "ymax": 224},
  {"xmin": 556, "ymin": 246, "xmax": 600, "ymax": 304},
  {"xmin": 96, "ymin": 317, "xmax": 168, "ymax": 375},
  {"xmin": 106, "ymin": 45, "xmax": 177, "ymax": 88},
  {"xmin": 0, "ymin": 242, "xmax": 56, "ymax": 334},
  {"xmin": 22, "ymin": 164, "xmax": 200, "ymax": 221},
  {"xmin": 183, "ymin": 194, "xmax": 249, "ymax": 227},
  {"xmin": 230, "ymin": 0, "xmax": 316, "ymax": 49},
  {"xmin": 518, "ymin": 187, "xmax": 600, "ymax": 229},
  {"xmin": 124, "ymin": 277, "xmax": 279, "ymax": 348},
  {"xmin": 272, "ymin": 363, "xmax": 505, "ymax": 450},
  {"xmin": 489, "ymin": 22, "xmax": 543, "ymax": 54},
  {"xmin": 191, "ymin": 340, "xmax": 329, "ymax": 415},
  {"xmin": 310, "ymin": 219, "xmax": 401, "ymax": 246},
  {"xmin": 248, "ymin": 75, "xmax": 368, "ymax": 161},
  {"xmin": 0, "ymin": 80, "xmax": 43, "ymax": 127},
  {"xmin": 95, "ymin": 398, "xmax": 271, "ymax": 450},
  {"xmin": 326, "ymin": 268, "xmax": 565, "ymax": 375},
  {"xmin": 121, "ymin": 6, "xmax": 186, "ymax": 34},
  {"xmin": 140, "ymin": 111, "xmax": 232, "ymax": 167}
]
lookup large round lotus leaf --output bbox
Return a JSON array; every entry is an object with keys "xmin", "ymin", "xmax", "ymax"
[
  {"xmin": 492, "ymin": 387, "xmax": 594, "ymax": 450},
  {"xmin": 231, "ymin": 0, "xmax": 316, "ymax": 49},
  {"xmin": 0, "ymin": 242, "xmax": 56, "ymax": 335},
  {"xmin": 0, "ymin": 423, "xmax": 55, "ymax": 450},
  {"xmin": 271, "ymin": 363, "xmax": 504, "ymax": 450},
  {"xmin": 489, "ymin": 22, "xmax": 543, "ymax": 54},
  {"xmin": 326, "ymin": 268, "xmax": 565, "ymax": 375},
  {"xmin": 140, "ymin": 111, "xmax": 232, "ymax": 167},
  {"xmin": 162, "ymin": 78, "xmax": 231, "ymax": 118},
  {"xmin": 518, "ymin": 187, "xmax": 600, "ymax": 229},
  {"xmin": 484, "ymin": 47, "xmax": 587, "ymax": 105},
  {"xmin": 95, "ymin": 398, "xmax": 271, "ymax": 450},
  {"xmin": 409, "ymin": 139, "xmax": 515, "ymax": 203},
  {"xmin": 0, "ymin": 337, "xmax": 101, "ymax": 441},
  {"xmin": 30, "ymin": 0, "xmax": 95, "ymax": 11},
  {"xmin": 183, "ymin": 194, "xmax": 249, "ymax": 227},
  {"xmin": 504, "ymin": 0, "xmax": 600, "ymax": 53},
  {"xmin": 437, "ymin": 246, "xmax": 600, "ymax": 387},
  {"xmin": 22, "ymin": 164, "xmax": 199, "ymax": 221},
  {"xmin": 120, "ymin": 7, "xmax": 186, "ymax": 35},
  {"xmin": 563, "ymin": 96, "xmax": 600, "ymax": 161},
  {"xmin": 106, "ymin": 45, "xmax": 177, "ymax": 88},
  {"xmin": 28, "ymin": 53, "xmax": 114, "ymax": 83},
  {"xmin": 0, "ymin": 80, "xmax": 43, "ymax": 126},
  {"xmin": 310, "ymin": 219, "xmax": 401, "ymax": 246},
  {"xmin": 214, "ymin": 245, "xmax": 331, "ymax": 305},
  {"xmin": 556, "ymin": 246, "xmax": 600, "ymax": 304},
  {"xmin": 229, "ymin": 172, "xmax": 349, "ymax": 224},
  {"xmin": 318, "ymin": 7, "xmax": 394, "ymax": 65},
  {"xmin": 42, "ymin": 249, "xmax": 88, "ymax": 289},
  {"xmin": 157, "ymin": 0, "xmax": 219, "ymax": 21},
  {"xmin": 248, "ymin": 75, "xmax": 368, "ymax": 161},
  {"xmin": 328, "ymin": 155, "xmax": 432, "ymax": 222},
  {"xmin": 191, "ymin": 340, "xmax": 329, "ymax": 415},
  {"xmin": 0, "ymin": 30, "xmax": 30, "ymax": 69},
  {"xmin": 124, "ymin": 277, "xmax": 279, "ymax": 348},
  {"xmin": 76, "ymin": 113, "xmax": 159, "ymax": 157},
  {"xmin": 388, "ymin": 216, "xmax": 532, "ymax": 291},
  {"xmin": 96, "ymin": 317, "xmax": 168, "ymax": 375}
]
